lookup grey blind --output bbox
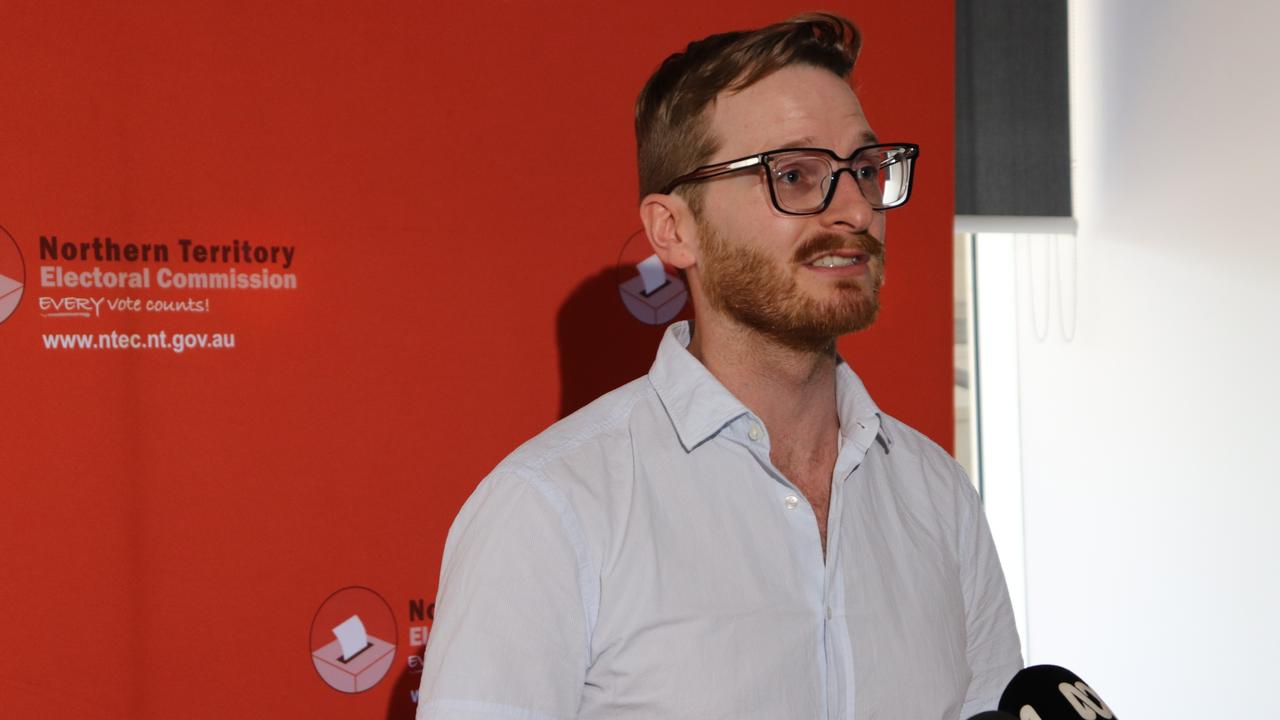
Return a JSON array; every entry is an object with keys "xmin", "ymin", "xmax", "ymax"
[{"xmin": 956, "ymin": 0, "xmax": 1072, "ymax": 217}]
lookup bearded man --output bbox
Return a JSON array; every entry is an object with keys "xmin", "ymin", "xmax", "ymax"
[{"xmin": 417, "ymin": 13, "xmax": 1022, "ymax": 720}]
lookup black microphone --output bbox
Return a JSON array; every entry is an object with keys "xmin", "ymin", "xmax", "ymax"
[
  {"xmin": 998, "ymin": 664, "xmax": 1116, "ymax": 720},
  {"xmin": 965, "ymin": 712, "xmax": 1019, "ymax": 720}
]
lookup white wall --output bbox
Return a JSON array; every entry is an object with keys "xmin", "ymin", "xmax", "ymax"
[{"xmin": 979, "ymin": 1, "xmax": 1280, "ymax": 716}]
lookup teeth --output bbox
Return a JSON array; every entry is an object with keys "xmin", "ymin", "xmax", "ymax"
[{"xmin": 811, "ymin": 254, "xmax": 863, "ymax": 268}]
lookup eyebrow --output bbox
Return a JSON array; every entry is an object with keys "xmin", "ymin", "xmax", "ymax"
[
  {"xmin": 773, "ymin": 130, "xmax": 880, "ymax": 151},
  {"xmin": 776, "ymin": 136, "xmax": 818, "ymax": 149}
]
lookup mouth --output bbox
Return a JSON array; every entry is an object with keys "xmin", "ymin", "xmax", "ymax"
[{"xmin": 806, "ymin": 250, "xmax": 871, "ymax": 268}]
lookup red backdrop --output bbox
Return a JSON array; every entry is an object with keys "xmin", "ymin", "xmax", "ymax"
[{"xmin": 0, "ymin": 1, "xmax": 955, "ymax": 717}]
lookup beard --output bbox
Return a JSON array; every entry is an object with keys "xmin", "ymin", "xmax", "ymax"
[{"xmin": 696, "ymin": 216, "xmax": 884, "ymax": 354}]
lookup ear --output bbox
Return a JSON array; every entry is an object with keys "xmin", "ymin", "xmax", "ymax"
[{"xmin": 639, "ymin": 192, "xmax": 698, "ymax": 270}]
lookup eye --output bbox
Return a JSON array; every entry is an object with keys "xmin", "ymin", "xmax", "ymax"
[
  {"xmin": 853, "ymin": 151, "xmax": 895, "ymax": 182},
  {"xmin": 770, "ymin": 156, "xmax": 827, "ymax": 192}
]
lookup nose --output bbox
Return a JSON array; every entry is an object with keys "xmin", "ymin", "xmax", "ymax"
[{"xmin": 820, "ymin": 168, "xmax": 876, "ymax": 232}]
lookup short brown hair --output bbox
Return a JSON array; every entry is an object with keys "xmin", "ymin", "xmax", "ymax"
[{"xmin": 634, "ymin": 13, "xmax": 862, "ymax": 206}]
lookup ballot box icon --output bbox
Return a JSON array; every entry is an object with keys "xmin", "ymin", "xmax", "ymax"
[
  {"xmin": 0, "ymin": 225, "xmax": 24, "ymax": 325},
  {"xmin": 619, "ymin": 253, "xmax": 687, "ymax": 325},
  {"xmin": 311, "ymin": 613, "xmax": 396, "ymax": 693},
  {"xmin": 309, "ymin": 586, "xmax": 399, "ymax": 695},
  {"xmin": 0, "ymin": 273, "xmax": 21, "ymax": 324}
]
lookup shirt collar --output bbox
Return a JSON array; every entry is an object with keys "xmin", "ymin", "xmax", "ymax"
[
  {"xmin": 834, "ymin": 352, "xmax": 890, "ymax": 456},
  {"xmin": 647, "ymin": 321, "xmax": 889, "ymax": 453},
  {"xmin": 648, "ymin": 322, "xmax": 750, "ymax": 452}
]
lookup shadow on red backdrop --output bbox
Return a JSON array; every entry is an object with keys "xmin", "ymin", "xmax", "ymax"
[{"xmin": 556, "ymin": 266, "xmax": 687, "ymax": 418}]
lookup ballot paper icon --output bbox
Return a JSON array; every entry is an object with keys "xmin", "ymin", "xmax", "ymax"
[
  {"xmin": 310, "ymin": 613, "xmax": 396, "ymax": 693},
  {"xmin": 619, "ymin": 253, "xmax": 687, "ymax": 325},
  {"xmin": 0, "ymin": 273, "xmax": 22, "ymax": 324}
]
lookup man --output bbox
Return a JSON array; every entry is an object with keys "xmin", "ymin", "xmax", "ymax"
[{"xmin": 417, "ymin": 13, "xmax": 1022, "ymax": 720}]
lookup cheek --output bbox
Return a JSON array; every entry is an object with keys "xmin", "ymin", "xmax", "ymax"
[
  {"xmin": 741, "ymin": 220, "xmax": 804, "ymax": 266},
  {"xmin": 873, "ymin": 213, "xmax": 888, "ymax": 240},
  {"xmin": 699, "ymin": 183, "xmax": 806, "ymax": 262},
  {"xmin": 702, "ymin": 173, "xmax": 777, "ymax": 223}
]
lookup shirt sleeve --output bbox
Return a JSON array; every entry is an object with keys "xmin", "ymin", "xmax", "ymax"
[
  {"xmin": 417, "ymin": 469, "xmax": 592, "ymax": 720},
  {"xmin": 955, "ymin": 472, "xmax": 1024, "ymax": 718}
]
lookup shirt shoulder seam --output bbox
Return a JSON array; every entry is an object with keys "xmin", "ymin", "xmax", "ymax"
[{"xmin": 497, "ymin": 379, "xmax": 649, "ymax": 477}]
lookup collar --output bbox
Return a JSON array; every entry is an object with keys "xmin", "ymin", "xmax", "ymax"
[{"xmin": 647, "ymin": 321, "xmax": 890, "ymax": 454}]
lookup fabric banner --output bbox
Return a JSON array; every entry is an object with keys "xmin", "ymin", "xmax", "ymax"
[{"xmin": 0, "ymin": 2, "xmax": 954, "ymax": 717}]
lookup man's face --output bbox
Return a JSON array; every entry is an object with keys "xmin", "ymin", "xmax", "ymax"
[{"xmin": 689, "ymin": 64, "xmax": 887, "ymax": 352}]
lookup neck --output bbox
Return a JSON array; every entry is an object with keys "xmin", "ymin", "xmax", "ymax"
[{"xmin": 686, "ymin": 316, "xmax": 841, "ymax": 450}]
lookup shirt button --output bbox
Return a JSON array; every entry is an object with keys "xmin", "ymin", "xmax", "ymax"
[
  {"xmin": 826, "ymin": 606, "xmax": 833, "ymax": 620},
  {"xmin": 748, "ymin": 424, "xmax": 763, "ymax": 441},
  {"xmin": 784, "ymin": 494, "xmax": 799, "ymax": 509}
]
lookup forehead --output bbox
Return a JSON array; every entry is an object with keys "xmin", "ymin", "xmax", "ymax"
[{"xmin": 706, "ymin": 64, "xmax": 873, "ymax": 160}]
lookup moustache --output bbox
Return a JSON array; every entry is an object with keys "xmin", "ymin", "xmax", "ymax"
[{"xmin": 793, "ymin": 232, "xmax": 884, "ymax": 264}]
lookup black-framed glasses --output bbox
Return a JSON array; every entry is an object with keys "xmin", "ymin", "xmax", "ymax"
[{"xmin": 661, "ymin": 143, "xmax": 920, "ymax": 216}]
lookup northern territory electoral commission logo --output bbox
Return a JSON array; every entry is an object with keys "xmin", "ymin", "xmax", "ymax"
[
  {"xmin": 310, "ymin": 586, "xmax": 399, "ymax": 693},
  {"xmin": 0, "ymin": 225, "xmax": 25, "ymax": 325},
  {"xmin": 616, "ymin": 229, "xmax": 686, "ymax": 325},
  {"xmin": 310, "ymin": 585, "xmax": 435, "ymax": 707}
]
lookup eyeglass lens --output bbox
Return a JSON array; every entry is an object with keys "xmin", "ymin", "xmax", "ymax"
[{"xmin": 767, "ymin": 147, "xmax": 911, "ymax": 213}]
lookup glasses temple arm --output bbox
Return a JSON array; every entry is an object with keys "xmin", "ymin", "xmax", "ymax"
[{"xmin": 661, "ymin": 156, "xmax": 764, "ymax": 194}]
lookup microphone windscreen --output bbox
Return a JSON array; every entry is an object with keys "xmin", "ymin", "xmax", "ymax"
[{"xmin": 998, "ymin": 665, "xmax": 1116, "ymax": 720}]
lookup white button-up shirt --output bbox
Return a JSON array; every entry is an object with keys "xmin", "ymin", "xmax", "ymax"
[{"xmin": 418, "ymin": 321, "xmax": 1022, "ymax": 720}]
